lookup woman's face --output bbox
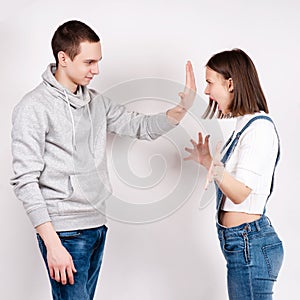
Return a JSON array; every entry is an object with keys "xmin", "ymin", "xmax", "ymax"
[{"xmin": 204, "ymin": 67, "xmax": 234, "ymax": 115}]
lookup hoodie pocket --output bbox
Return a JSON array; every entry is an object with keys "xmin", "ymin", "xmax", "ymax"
[{"xmin": 58, "ymin": 170, "xmax": 112, "ymax": 215}]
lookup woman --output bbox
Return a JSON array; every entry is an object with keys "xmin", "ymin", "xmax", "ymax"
[{"xmin": 185, "ymin": 48, "xmax": 283, "ymax": 299}]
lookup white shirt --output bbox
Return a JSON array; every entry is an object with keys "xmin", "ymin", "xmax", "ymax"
[{"xmin": 221, "ymin": 112, "xmax": 279, "ymax": 214}]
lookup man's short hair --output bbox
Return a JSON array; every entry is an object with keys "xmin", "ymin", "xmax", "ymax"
[{"xmin": 51, "ymin": 20, "xmax": 100, "ymax": 66}]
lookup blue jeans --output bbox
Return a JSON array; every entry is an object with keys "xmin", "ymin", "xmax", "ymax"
[
  {"xmin": 217, "ymin": 216, "xmax": 283, "ymax": 300},
  {"xmin": 37, "ymin": 225, "xmax": 108, "ymax": 300}
]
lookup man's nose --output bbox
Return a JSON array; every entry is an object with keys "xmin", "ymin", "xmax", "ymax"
[{"xmin": 92, "ymin": 63, "xmax": 99, "ymax": 75}]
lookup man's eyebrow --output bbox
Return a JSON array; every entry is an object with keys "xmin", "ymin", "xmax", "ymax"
[{"xmin": 85, "ymin": 57, "xmax": 102, "ymax": 62}]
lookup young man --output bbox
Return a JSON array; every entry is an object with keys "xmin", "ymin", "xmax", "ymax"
[{"xmin": 11, "ymin": 20, "xmax": 196, "ymax": 300}]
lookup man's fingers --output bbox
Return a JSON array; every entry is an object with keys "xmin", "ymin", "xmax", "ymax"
[
  {"xmin": 185, "ymin": 61, "xmax": 196, "ymax": 91},
  {"xmin": 60, "ymin": 268, "xmax": 67, "ymax": 285},
  {"xmin": 54, "ymin": 268, "xmax": 60, "ymax": 283},
  {"xmin": 52, "ymin": 267, "xmax": 74, "ymax": 285},
  {"xmin": 185, "ymin": 61, "xmax": 191, "ymax": 87},
  {"xmin": 71, "ymin": 260, "xmax": 77, "ymax": 273},
  {"xmin": 66, "ymin": 266, "xmax": 75, "ymax": 285},
  {"xmin": 49, "ymin": 267, "xmax": 55, "ymax": 280}
]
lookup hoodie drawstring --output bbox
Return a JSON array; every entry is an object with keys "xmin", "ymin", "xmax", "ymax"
[
  {"xmin": 64, "ymin": 90, "xmax": 77, "ymax": 151},
  {"xmin": 64, "ymin": 89, "xmax": 95, "ymax": 157},
  {"xmin": 87, "ymin": 104, "xmax": 95, "ymax": 157}
]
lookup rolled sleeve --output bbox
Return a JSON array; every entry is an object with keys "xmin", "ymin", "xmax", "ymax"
[{"xmin": 235, "ymin": 167, "xmax": 262, "ymax": 191}]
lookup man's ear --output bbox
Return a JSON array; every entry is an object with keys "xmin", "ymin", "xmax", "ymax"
[
  {"xmin": 228, "ymin": 78, "xmax": 234, "ymax": 92},
  {"xmin": 57, "ymin": 51, "xmax": 68, "ymax": 67}
]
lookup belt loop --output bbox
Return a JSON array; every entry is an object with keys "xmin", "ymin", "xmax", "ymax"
[
  {"xmin": 255, "ymin": 220, "xmax": 260, "ymax": 231},
  {"xmin": 221, "ymin": 230, "xmax": 225, "ymax": 240}
]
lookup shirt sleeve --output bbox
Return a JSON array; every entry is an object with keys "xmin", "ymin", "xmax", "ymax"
[
  {"xmin": 10, "ymin": 100, "xmax": 51, "ymax": 228},
  {"xmin": 233, "ymin": 121, "xmax": 278, "ymax": 192},
  {"xmin": 103, "ymin": 96, "xmax": 177, "ymax": 140}
]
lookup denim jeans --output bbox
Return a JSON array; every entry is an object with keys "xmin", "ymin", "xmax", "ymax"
[
  {"xmin": 217, "ymin": 216, "xmax": 283, "ymax": 300},
  {"xmin": 37, "ymin": 225, "xmax": 108, "ymax": 300}
]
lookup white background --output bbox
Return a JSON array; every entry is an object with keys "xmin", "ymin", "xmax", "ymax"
[{"xmin": 0, "ymin": 0, "xmax": 299, "ymax": 299}]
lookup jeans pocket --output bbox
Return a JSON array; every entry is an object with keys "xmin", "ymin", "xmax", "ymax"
[
  {"xmin": 223, "ymin": 236, "xmax": 245, "ymax": 253},
  {"xmin": 57, "ymin": 230, "xmax": 82, "ymax": 240},
  {"xmin": 262, "ymin": 241, "xmax": 284, "ymax": 280}
]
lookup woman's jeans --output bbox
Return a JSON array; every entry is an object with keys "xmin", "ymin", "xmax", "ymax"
[
  {"xmin": 217, "ymin": 215, "xmax": 283, "ymax": 300},
  {"xmin": 37, "ymin": 225, "xmax": 108, "ymax": 300}
]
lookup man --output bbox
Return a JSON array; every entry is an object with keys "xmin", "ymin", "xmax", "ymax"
[{"xmin": 11, "ymin": 20, "xmax": 196, "ymax": 300}]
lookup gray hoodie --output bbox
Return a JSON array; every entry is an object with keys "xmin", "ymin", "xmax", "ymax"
[{"xmin": 11, "ymin": 64, "xmax": 176, "ymax": 231}]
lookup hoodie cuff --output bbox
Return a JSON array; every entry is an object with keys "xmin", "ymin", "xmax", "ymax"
[
  {"xmin": 155, "ymin": 112, "xmax": 177, "ymax": 133},
  {"xmin": 28, "ymin": 207, "xmax": 51, "ymax": 228}
]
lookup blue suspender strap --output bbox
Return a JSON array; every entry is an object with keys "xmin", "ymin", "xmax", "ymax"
[{"xmin": 215, "ymin": 115, "xmax": 280, "ymax": 214}]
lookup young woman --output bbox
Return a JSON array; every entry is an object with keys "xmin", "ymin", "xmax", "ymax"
[{"xmin": 185, "ymin": 48, "xmax": 284, "ymax": 299}]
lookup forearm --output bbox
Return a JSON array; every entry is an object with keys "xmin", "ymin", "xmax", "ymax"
[
  {"xmin": 36, "ymin": 222, "xmax": 61, "ymax": 249},
  {"xmin": 36, "ymin": 222, "xmax": 76, "ymax": 285},
  {"xmin": 216, "ymin": 171, "xmax": 252, "ymax": 204}
]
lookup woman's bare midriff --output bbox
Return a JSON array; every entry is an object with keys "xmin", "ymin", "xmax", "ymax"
[{"xmin": 219, "ymin": 211, "xmax": 261, "ymax": 228}]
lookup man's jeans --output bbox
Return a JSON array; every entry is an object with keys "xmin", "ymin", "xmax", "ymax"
[
  {"xmin": 217, "ymin": 216, "xmax": 283, "ymax": 299},
  {"xmin": 37, "ymin": 225, "xmax": 108, "ymax": 300}
]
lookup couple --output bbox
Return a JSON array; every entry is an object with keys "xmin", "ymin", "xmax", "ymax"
[{"xmin": 11, "ymin": 20, "xmax": 283, "ymax": 300}]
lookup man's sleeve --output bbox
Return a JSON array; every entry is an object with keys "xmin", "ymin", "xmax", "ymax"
[
  {"xmin": 103, "ymin": 96, "xmax": 177, "ymax": 140},
  {"xmin": 10, "ymin": 100, "xmax": 51, "ymax": 228}
]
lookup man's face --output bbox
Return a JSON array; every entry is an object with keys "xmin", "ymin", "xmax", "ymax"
[{"xmin": 63, "ymin": 41, "xmax": 102, "ymax": 92}]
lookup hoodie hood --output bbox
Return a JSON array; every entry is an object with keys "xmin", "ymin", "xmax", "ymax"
[
  {"xmin": 41, "ymin": 63, "xmax": 97, "ymax": 155},
  {"xmin": 42, "ymin": 63, "xmax": 93, "ymax": 108}
]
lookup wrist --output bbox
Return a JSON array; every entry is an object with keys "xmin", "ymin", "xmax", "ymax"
[
  {"xmin": 36, "ymin": 222, "xmax": 61, "ymax": 249},
  {"xmin": 167, "ymin": 105, "xmax": 187, "ymax": 124},
  {"xmin": 44, "ymin": 235, "xmax": 62, "ymax": 249},
  {"xmin": 213, "ymin": 165, "xmax": 225, "ymax": 183}
]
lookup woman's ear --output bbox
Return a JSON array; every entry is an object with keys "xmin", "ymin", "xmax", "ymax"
[{"xmin": 228, "ymin": 78, "xmax": 234, "ymax": 92}]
